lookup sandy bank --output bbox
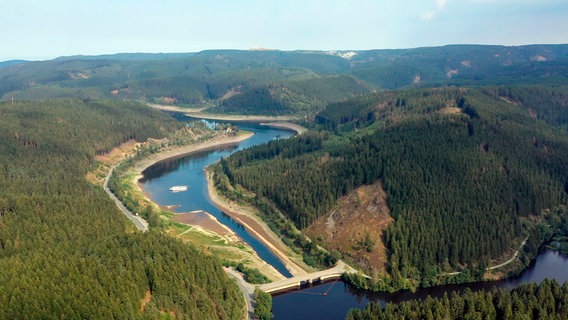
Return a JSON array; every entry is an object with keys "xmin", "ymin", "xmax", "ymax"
[
  {"xmin": 130, "ymin": 125, "xmax": 309, "ymax": 278},
  {"xmin": 146, "ymin": 103, "xmax": 208, "ymax": 113},
  {"xmin": 147, "ymin": 102, "xmax": 307, "ymax": 134},
  {"xmin": 147, "ymin": 102, "xmax": 299, "ymax": 122},
  {"xmin": 129, "ymin": 132, "xmax": 254, "ymax": 245},
  {"xmin": 132, "ymin": 132, "xmax": 253, "ymax": 175},
  {"xmin": 206, "ymin": 171, "xmax": 309, "ymax": 277},
  {"xmin": 260, "ymin": 122, "xmax": 308, "ymax": 134},
  {"xmin": 172, "ymin": 210, "xmax": 237, "ymax": 241},
  {"xmin": 184, "ymin": 113, "xmax": 299, "ymax": 122}
]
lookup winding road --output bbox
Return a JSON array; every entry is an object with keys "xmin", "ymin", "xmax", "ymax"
[
  {"xmin": 487, "ymin": 236, "xmax": 530, "ymax": 270},
  {"xmin": 443, "ymin": 236, "xmax": 530, "ymax": 276},
  {"xmin": 103, "ymin": 164, "xmax": 149, "ymax": 232},
  {"xmin": 225, "ymin": 268, "xmax": 255, "ymax": 320}
]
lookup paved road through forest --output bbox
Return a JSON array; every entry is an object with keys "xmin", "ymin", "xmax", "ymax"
[{"xmin": 103, "ymin": 164, "xmax": 149, "ymax": 232}]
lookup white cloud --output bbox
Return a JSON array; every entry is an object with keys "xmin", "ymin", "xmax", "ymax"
[{"xmin": 421, "ymin": 0, "xmax": 449, "ymax": 21}]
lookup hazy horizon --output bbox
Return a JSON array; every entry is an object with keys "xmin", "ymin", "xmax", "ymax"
[
  {"xmin": 5, "ymin": 42, "xmax": 568, "ymax": 63},
  {"xmin": 2, "ymin": 0, "xmax": 567, "ymax": 61}
]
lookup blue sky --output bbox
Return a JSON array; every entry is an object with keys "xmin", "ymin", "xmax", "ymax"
[{"xmin": 1, "ymin": 0, "xmax": 567, "ymax": 61}]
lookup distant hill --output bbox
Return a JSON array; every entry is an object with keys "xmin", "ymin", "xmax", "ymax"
[
  {"xmin": 0, "ymin": 50, "xmax": 368, "ymax": 114},
  {"xmin": 55, "ymin": 52, "xmax": 195, "ymax": 61},
  {"xmin": 0, "ymin": 60, "xmax": 27, "ymax": 69},
  {"xmin": 1, "ymin": 45, "xmax": 567, "ymax": 115},
  {"xmin": 349, "ymin": 44, "xmax": 568, "ymax": 88}
]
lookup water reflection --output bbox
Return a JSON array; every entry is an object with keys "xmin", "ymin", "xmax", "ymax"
[
  {"xmin": 139, "ymin": 120, "xmax": 294, "ymax": 277},
  {"xmin": 141, "ymin": 117, "xmax": 568, "ymax": 319},
  {"xmin": 140, "ymin": 145, "xmax": 238, "ymax": 182},
  {"xmin": 272, "ymin": 250, "xmax": 568, "ymax": 320}
]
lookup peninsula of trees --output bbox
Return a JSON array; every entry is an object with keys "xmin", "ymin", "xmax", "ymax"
[{"xmin": 217, "ymin": 85, "xmax": 568, "ymax": 288}]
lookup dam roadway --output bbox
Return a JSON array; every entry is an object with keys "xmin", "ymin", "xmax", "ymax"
[{"xmin": 259, "ymin": 261, "xmax": 357, "ymax": 294}]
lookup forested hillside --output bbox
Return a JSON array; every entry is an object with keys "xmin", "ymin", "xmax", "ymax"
[
  {"xmin": 350, "ymin": 44, "xmax": 568, "ymax": 88},
  {"xmin": 347, "ymin": 279, "xmax": 568, "ymax": 320},
  {"xmin": 2, "ymin": 45, "xmax": 567, "ymax": 115},
  {"xmin": 0, "ymin": 99, "xmax": 243, "ymax": 318},
  {"xmin": 0, "ymin": 60, "xmax": 26, "ymax": 69},
  {"xmin": 218, "ymin": 86, "xmax": 568, "ymax": 287},
  {"xmin": 0, "ymin": 51, "xmax": 370, "ymax": 115}
]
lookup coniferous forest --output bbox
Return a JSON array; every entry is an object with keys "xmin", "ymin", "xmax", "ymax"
[
  {"xmin": 2, "ymin": 46, "xmax": 568, "ymax": 319},
  {"xmin": 219, "ymin": 86, "xmax": 568, "ymax": 287},
  {"xmin": 347, "ymin": 279, "xmax": 568, "ymax": 320},
  {"xmin": 0, "ymin": 99, "xmax": 243, "ymax": 319}
]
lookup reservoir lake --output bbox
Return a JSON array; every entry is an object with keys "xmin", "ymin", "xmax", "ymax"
[
  {"xmin": 139, "ymin": 119, "xmax": 568, "ymax": 320},
  {"xmin": 140, "ymin": 122, "xmax": 294, "ymax": 277}
]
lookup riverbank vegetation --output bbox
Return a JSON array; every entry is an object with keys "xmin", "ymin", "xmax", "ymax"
[
  {"xmin": 545, "ymin": 206, "xmax": 568, "ymax": 255},
  {"xmin": 106, "ymin": 120, "xmax": 216, "ymax": 224},
  {"xmin": 347, "ymin": 279, "xmax": 568, "ymax": 320},
  {"xmin": 0, "ymin": 99, "xmax": 244, "ymax": 318},
  {"xmin": 211, "ymin": 159, "xmax": 339, "ymax": 270},
  {"xmin": 103, "ymin": 117, "xmax": 285, "ymax": 284},
  {"xmin": 221, "ymin": 261, "xmax": 271, "ymax": 284},
  {"xmin": 254, "ymin": 288, "xmax": 273, "ymax": 320},
  {"xmin": 217, "ymin": 85, "xmax": 568, "ymax": 291}
]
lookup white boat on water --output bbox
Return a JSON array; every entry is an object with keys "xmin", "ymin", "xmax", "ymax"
[{"xmin": 169, "ymin": 185, "xmax": 189, "ymax": 192}]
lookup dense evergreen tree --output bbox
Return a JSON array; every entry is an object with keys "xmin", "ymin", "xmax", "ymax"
[
  {"xmin": 219, "ymin": 86, "xmax": 568, "ymax": 285},
  {"xmin": 347, "ymin": 280, "xmax": 568, "ymax": 320},
  {"xmin": 0, "ymin": 99, "xmax": 243, "ymax": 318},
  {"xmin": 213, "ymin": 87, "xmax": 291, "ymax": 115}
]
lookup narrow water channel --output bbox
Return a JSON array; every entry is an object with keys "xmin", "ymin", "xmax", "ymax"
[
  {"xmin": 140, "ymin": 118, "xmax": 568, "ymax": 320},
  {"xmin": 140, "ymin": 121, "xmax": 294, "ymax": 277},
  {"xmin": 272, "ymin": 250, "xmax": 568, "ymax": 319}
]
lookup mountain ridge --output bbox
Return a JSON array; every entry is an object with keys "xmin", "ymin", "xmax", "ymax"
[{"xmin": 2, "ymin": 44, "xmax": 567, "ymax": 115}]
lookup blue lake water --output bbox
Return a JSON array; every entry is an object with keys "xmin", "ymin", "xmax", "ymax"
[
  {"xmin": 272, "ymin": 250, "xmax": 568, "ymax": 320},
  {"xmin": 139, "ymin": 117, "xmax": 568, "ymax": 319},
  {"xmin": 140, "ymin": 122, "xmax": 294, "ymax": 277}
]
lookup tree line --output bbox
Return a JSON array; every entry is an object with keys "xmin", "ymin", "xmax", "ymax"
[
  {"xmin": 347, "ymin": 279, "xmax": 568, "ymax": 320},
  {"xmin": 218, "ymin": 86, "xmax": 568, "ymax": 288},
  {"xmin": 0, "ymin": 99, "xmax": 243, "ymax": 319}
]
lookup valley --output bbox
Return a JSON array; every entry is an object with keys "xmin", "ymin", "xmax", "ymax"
[{"xmin": 2, "ymin": 44, "xmax": 568, "ymax": 319}]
